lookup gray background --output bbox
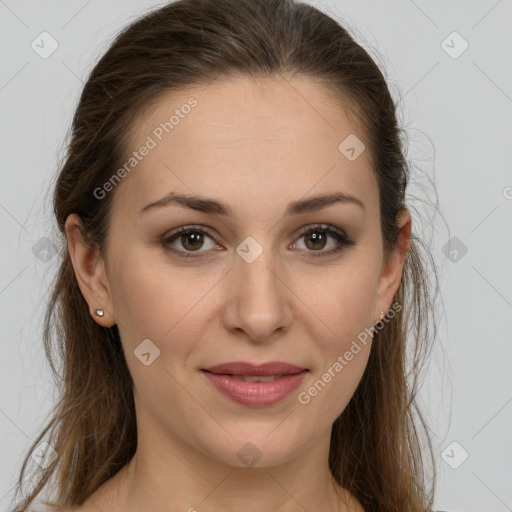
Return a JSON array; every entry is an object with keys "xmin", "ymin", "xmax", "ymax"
[{"xmin": 1, "ymin": 0, "xmax": 511, "ymax": 510}]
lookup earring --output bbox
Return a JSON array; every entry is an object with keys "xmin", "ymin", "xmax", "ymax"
[
  {"xmin": 379, "ymin": 308, "xmax": 385, "ymax": 319},
  {"xmin": 94, "ymin": 309, "xmax": 104, "ymax": 317}
]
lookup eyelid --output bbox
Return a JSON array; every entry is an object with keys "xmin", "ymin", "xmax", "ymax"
[{"xmin": 295, "ymin": 223, "xmax": 347, "ymax": 240}]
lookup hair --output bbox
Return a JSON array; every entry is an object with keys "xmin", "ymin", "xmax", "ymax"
[{"xmin": 11, "ymin": 0, "xmax": 441, "ymax": 510}]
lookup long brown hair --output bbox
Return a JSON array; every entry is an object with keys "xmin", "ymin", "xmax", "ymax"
[{"xmin": 11, "ymin": 0, "xmax": 440, "ymax": 510}]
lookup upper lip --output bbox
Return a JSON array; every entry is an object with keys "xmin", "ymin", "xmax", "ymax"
[{"xmin": 202, "ymin": 361, "xmax": 308, "ymax": 376}]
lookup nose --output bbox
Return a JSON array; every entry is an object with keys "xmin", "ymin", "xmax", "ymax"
[{"xmin": 221, "ymin": 241, "xmax": 294, "ymax": 343}]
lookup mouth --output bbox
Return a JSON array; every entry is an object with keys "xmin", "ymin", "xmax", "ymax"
[
  {"xmin": 218, "ymin": 374, "xmax": 290, "ymax": 382},
  {"xmin": 202, "ymin": 361, "xmax": 308, "ymax": 376},
  {"xmin": 201, "ymin": 362, "xmax": 309, "ymax": 406}
]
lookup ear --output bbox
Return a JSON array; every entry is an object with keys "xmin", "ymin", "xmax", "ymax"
[
  {"xmin": 64, "ymin": 213, "xmax": 116, "ymax": 327},
  {"xmin": 374, "ymin": 208, "xmax": 411, "ymax": 322}
]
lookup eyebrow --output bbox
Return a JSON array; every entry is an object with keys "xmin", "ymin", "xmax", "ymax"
[{"xmin": 139, "ymin": 191, "xmax": 365, "ymax": 217}]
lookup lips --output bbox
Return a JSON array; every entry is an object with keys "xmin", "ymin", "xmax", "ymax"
[
  {"xmin": 201, "ymin": 361, "xmax": 308, "ymax": 407},
  {"xmin": 202, "ymin": 361, "xmax": 307, "ymax": 377}
]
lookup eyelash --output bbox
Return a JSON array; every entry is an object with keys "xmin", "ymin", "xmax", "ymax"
[{"xmin": 161, "ymin": 224, "xmax": 355, "ymax": 259}]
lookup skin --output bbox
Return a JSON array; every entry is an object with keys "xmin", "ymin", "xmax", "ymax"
[{"xmin": 64, "ymin": 75, "xmax": 411, "ymax": 512}]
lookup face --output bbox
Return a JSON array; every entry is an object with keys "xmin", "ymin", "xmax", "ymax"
[{"xmin": 67, "ymin": 75, "xmax": 410, "ymax": 469}]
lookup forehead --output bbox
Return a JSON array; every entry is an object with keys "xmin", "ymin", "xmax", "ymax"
[
  {"xmin": 128, "ymin": 75, "xmax": 366, "ymax": 150},
  {"xmin": 113, "ymin": 75, "xmax": 377, "ymax": 218}
]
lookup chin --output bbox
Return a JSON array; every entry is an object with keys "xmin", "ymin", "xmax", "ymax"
[{"xmin": 199, "ymin": 427, "xmax": 311, "ymax": 469}]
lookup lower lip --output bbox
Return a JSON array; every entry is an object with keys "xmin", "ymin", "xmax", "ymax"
[{"xmin": 202, "ymin": 370, "xmax": 308, "ymax": 407}]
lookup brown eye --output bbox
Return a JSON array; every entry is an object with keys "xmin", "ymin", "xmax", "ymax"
[
  {"xmin": 180, "ymin": 231, "xmax": 205, "ymax": 251},
  {"xmin": 162, "ymin": 225, "xmax": 218, "ymax": 258},
  {"xmin": 303, "ymin": 230, "xmax": 328, "ymax": 251},
  {"xmin": 295, "ymin": 224, "xmax": 356, "ymax": 258}
]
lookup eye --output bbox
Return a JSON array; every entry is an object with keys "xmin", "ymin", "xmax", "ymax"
[
  {"xmin": 161, "ymin": 223, "xmax": 355, "ymax": 259},
  {"xmin": 293, "ymin": 224, "xmax": 355, "ymax": 258},
  {"xmin": 161, "ymin": 225, "xmax": 219, "ymax": 258}
]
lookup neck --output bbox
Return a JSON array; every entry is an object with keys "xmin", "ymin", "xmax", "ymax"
[{"xmin": 88, "ymin": 430, "xmax": 361, "ymax": 512}]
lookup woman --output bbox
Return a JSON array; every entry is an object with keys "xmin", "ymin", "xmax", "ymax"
[{"xmin": 11, "ymin": 0, "xmax": 440, "ymax": 510}]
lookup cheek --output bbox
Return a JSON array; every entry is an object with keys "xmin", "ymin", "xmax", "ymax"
[
  {"xmin": 299, "ymin": 315, "xmax": 372, "ymax": 425},
  {"xmin": 296, "ymin": 266, "xmax": 377, "ymax": 415},
  {"xmin": 108, "ymin": 250, "xmax": 202, "ymax": 344},
  {"xmin": 308, "ymin": 266, "xmax": 379, "ymax": 350}
]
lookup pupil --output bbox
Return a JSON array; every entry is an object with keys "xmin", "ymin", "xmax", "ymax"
[
  {"xmin": 182, "ymin": 232, "xmax": 203, "ymax": 251},
  {"xmin": 306, "ymin": 231, "xmax": 326, "ymax": 250}
]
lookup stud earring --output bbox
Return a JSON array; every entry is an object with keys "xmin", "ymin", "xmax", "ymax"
[
  {"xmin": 94, "ymin": 309, "xmax": 104, "ymax": 317},
  {"xmin": 379, "ymin": 308, "xmax": 385, "ymax": 319}
]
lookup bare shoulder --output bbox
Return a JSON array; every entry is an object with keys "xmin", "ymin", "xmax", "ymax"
[
  {"xmin": 55, "ymin": 494, "xmax": 119, "ymax": 512},
  {"xmin": 20, "ymin": 504, "xmax": 82, "ymax": 512},
  {"xmin": 56, "ymin": 506, "xmax": 88, "ymax": 512},
  {"xmin": 65, "ymin": 472, "xmax": 127, "ymax": 512},
  {"xmin": 44, "ymin": 504, "xmax": 88, "ymax": 512},
  {"xmin": 35, "ymin": 466, "xmax": 128, "ymax": 512},
  {"xmin": 53, "ymin": 497, "xmax": 112, "ymax": 512}
]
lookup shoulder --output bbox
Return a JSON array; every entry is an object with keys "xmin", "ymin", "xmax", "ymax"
[
  {"xmin": 26, "ymin": 467, "xmax": 128, "ymax": 512},
  {"xmin": 14, "ymin": 502, "xmax": 62, "ymax": 512},
  {"xmin": 22, "ymin": 501, "xmax": 85, "ymax": 512}
]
